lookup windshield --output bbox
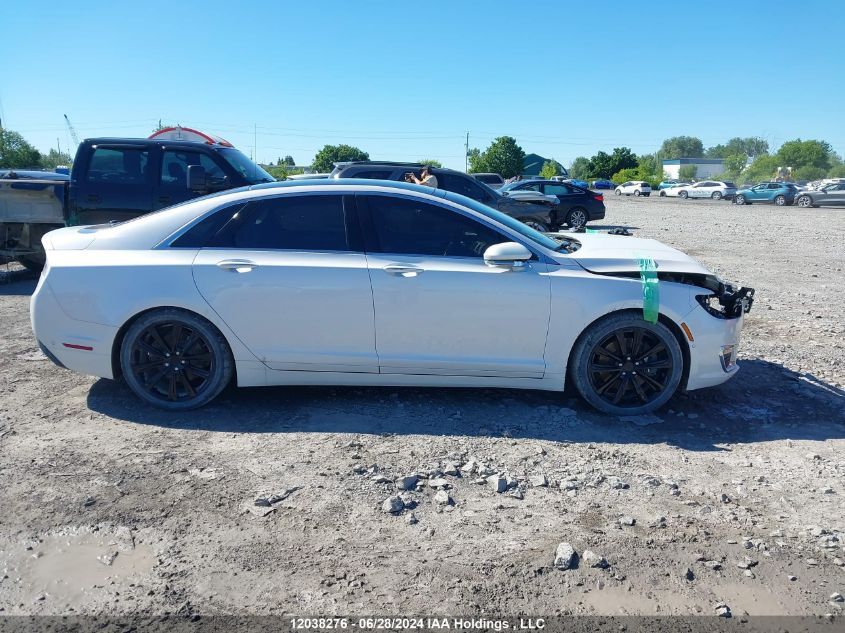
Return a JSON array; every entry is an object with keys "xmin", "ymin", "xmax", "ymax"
[
  {"xmin": 218, "ymin": 148, "xmax": 275, "ymax": 184},
  {"xmin": 444, "ymin": 192, "xmax": 569, "ymax": 252}
]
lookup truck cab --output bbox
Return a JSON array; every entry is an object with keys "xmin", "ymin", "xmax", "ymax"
[{"xmin": 68, "ymin": 138, "xmax": 275, "ymax": 225}]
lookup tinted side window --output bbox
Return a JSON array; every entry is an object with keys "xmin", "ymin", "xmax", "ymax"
[
  {"xmin": 351, "ymin": 169, "xmax": 394, "ymax": 180},
  {"xmin": 170, "ymin": 203, "xmax": 247, "ymax": 248},
  {"xmin": 86, "ymin": 148, "xmax": 150, "ymax": 184},
  {"xmin": 161, "ymin": 151, "xmax": 227, "ymax": 187},
  {"xmin": 365, "ymin": 196, "xmax": 506, "ymax": 257},
  {"xmin": 544, "ymin": 184, "xmax": 572, "ymax": 195},
  {"xmin": 211, "ymin": 195, "xmax": 349, "ymax": 251},
  {"xmin": 436, "ymin": 173, "xmax": 489, "ymax": 202}
]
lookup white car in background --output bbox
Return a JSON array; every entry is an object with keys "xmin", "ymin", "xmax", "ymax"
[
  {"xmin": 658, "ymin": 183, "xmax": 692, "ymax": 197},
  {"xmin": 675, "ymin": 181, "xmax": 737, "ymax": 200},
  {"xmin": 614, "ymin": 181, "xmax": 652, "ymax": 197},
  {"xmin": 31, "ymin": 180, "xmax": 753, "ymax": 416}
]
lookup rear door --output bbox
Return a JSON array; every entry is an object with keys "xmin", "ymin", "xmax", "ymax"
[
  {"xmin": 827, "ymin": 183, "xmax": 845, "ymax": 204},
  {"xmin": 191, "ymin": 193, "xmax": 378, "ymax": 372},
  {"xmin": 358, "ymin": 193, "xmax": 551, "ymax": 377},
  {"xmin": 72, "ymin": 144, "xmax": 154, "ymax": 224}
]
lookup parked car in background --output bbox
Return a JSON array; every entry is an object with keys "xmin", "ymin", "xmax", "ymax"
[
  {"xmin": 734, "ymin": 182, "xmax": 799, "ymax": 206},
  {"xmin": 591, "ymin": 179, "xmax": 616, "ymax": 189},
  {"xmin": 499, "ymin": 179, "xmax": 606, "ymax": 229},
  {"xmin": 675, "ymin": 181, "xmax": 737, "ymax": 200},
  {"xmin": 657, "ymin": 180, "xmax": 683, "ymax": 190},
  {"xmin": 31, "ymin": 179, "xmax": 753, "ymax": 415},
  {"xmin": 658, "ymin": 183, "xmax": 691, "ymax": 197},
  {"xmin": 286, "ymin": 173, "xmax": 330, "ymax": 180},
  {"xmin": 614, "ymin": 181, "xmax": 652, "ymax": 197},
  {"xmin": 563, "ymin": 178, "xmax": 590, "ymax": 189},
  {"xmin": 795, "ymin": 182, "xmax": 845, "ymax": 208},
  {"xmin": 331, "ymin": 162, "xmax": 559, "ymax": 231},
  {"xmin": 472, "ymin": 173, "xmax": 505, "ymax": 188}
]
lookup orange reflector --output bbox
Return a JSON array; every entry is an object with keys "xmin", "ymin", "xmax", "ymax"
[{"xmin": 680, "ymin": 322, "xmax": 694, "ymax": 342}]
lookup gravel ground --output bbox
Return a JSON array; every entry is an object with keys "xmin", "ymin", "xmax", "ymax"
[{"xmin": 0, "ymin": 195, "xmax": 843, "ymax": 619}]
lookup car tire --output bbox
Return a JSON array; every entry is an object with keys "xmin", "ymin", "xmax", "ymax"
[
  {"xmin": 519, "ymin": 218, "xmax": 549, "ymax": 232},
  {"xmin": 17, "ymin": 254, "xmax": 46, "ymax": 273},
  {"xmin": 565, "ymin": 208, "xmax": 588, "ymax": 229},
  {"xmin": 634, "ymin": 190, "xmax": 641, "ymax": 197},
  {"xmin": 711, "ymin": 192, "xmax": 722, "ymax": 200},
  {"xmin": 120, "ymin": 308, "xmax": 234, "ymax": 411},
  {"xmin": 615, "ymin": 189, "xmax": 622, "ymax": 195},
  {"xmin": 679, "ymin": 191, "xmax": 688, "ymax": 199},
  {"xmin": 774, "ymin": 195, "xmax": 786, "ymax": 206},
  {"xmin": 796, "ymin": 195, "xmax": 813, "ymax": 208},
  {"xmin": 570, "ymin": 312, "xmax": 683, "ymax": 416},
  {"xmin": 734, "ymin": 194, "xmax": 746, "ymax": 205},
  {"xmin": 659, "ymin": 190, "xmax": 666, "ymax": 197}
]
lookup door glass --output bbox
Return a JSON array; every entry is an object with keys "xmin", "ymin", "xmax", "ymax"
[
  {"xmin": 366, "ymin": 196, "xmax": 506, "ymax": 257},
  {"xmin": 86, "ymin": 148, "xmax": 150, "ymax": 184},
  {"xmin": 544, "ymin": 184, "xmax": 572, "ymax": 195},
  {"xmin": 210, "ymin": 195, "xmax": 349, "ymax": 251},
  {"xmin": 161, "ymin": 151, "xmax": 227, "ymax": 188},
  {"xmin": 436, "ymin": 173, "xmax": 490, "ymax": 202}
]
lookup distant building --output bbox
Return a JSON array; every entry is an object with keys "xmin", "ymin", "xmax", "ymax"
[{"xmin": 662, "ymin": 158, "xmax": 725, "ymax": 179}]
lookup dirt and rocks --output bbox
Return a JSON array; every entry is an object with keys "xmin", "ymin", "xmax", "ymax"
[{"xmin": 0, "ymin": 196, "xmax": 843, "ymax": 619}]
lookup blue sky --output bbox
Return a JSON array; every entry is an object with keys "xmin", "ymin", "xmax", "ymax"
[{"xmin": 2, "ymin": 0, "xmax": 843, "ymax": 170}]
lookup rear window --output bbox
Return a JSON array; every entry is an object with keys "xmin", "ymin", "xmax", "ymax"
[
  {"xmin": 86, "ymin": 147, "xmax": 150, "ymax": 184},
  {"xmin": 724, "ymin": 182, "xmax": 737, "ymax": 188},
  {"xmin": 352, "ymin": 169, "xmax": 395, "ymax": 180}
]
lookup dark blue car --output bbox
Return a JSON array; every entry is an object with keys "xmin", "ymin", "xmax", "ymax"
[{"xmin": 591, "ymin": 179, "xmax": 616, "ymax": 189}]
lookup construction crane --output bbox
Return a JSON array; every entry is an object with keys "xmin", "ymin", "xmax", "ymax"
[{"xmin": 63, "ymin": 114, "xmax": 80, "ymax": 149}]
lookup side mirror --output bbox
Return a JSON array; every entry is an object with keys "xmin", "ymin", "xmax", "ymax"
[
  {"xmin": 187, "ymin": 165, "xmax": 208, "ymax": 192},
  {"xmin": 483, "ymin": 242, "xmax": 533, "ymax": 270}
]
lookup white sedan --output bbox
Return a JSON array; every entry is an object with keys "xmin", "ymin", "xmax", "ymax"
[
  {"xmin": 675, "ymin": 181, "xmax": 737, "ymax": 200},
  {"xmin": 658, "ymin": 183, "xmax": 692, "ymax": 197},
  {"xmin": 31, "ymin": 180, "xmax": 754, "ymax": 415}
]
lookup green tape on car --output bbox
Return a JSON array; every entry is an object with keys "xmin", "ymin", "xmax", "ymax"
[
  {"xmin": 637, "ymin": 256, "xmax": 659, "ymax": 324},
  {"xmin": 585, "ymin": 228, "xmax": 599, "ymax": 233}
]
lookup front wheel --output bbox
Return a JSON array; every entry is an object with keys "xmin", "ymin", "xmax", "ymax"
[
  {"xmin": 520, "ymin": 218, "xmax": 549, "ymax": 232},
  {"xmin": 120, "ymin": 308, "xmax": 234, "ymax": 410},
  {"xmin": 570, "ymin": 312, "xmax": 683, "ymax": 415},
  {"xmin": 615, "ymin": 189, "xmax": 622, "ymax": 195},
  {"xmin": 634, "ymin": 190, "xmax": 641, "ymax": 197},
  {"xmin": 565, "ymin": 208, "xmax": 588, "ymax": 229},
  {"xmin": 711, "ymin": 192, "xmax": 722, "ymax": 200},
  {"xmin": 774, "ymin": 195, "xmax": 786, "ymax": 206},
  {"xmin": 796, "ymin": 195, "xmax": 813, "ymax": 208},
  {"xmin": 679, "ymin": 191, "xmax": 688, "ymax": 199},
  {"xmin": 659, "ymin": 190, "xmax": 666, "ymax": 197}
]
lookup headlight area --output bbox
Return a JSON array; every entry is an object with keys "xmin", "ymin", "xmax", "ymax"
[
  {"xmin": 720, "ymin": 344, "xmax": 738, "ymax": 371},
  {"xmin": 695, "ymin": 284, "xmax": 755, "ymax": 319}
]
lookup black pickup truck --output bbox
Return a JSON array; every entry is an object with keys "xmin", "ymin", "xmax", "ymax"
[{"xmin": 1, "ymin": 137, "xmax": 274, "ymax": 270}]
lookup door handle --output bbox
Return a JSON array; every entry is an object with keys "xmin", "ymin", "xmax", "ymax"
[
  {"xmin": 383, "ymin": 264, "xmax": 424, "ymax": 277},
  {"xmin": 217, "ymin": 259, "xmax": 258, "ymax": 273},
  {"xmin": 86, "ymin": 194, "xmax": 101, "ymax": 203}
]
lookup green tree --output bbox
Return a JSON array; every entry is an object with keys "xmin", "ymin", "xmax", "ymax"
[
  {"xmin": 41, "ymin": 148, "xmax": 73, "ymax": 169},
  {"xmin": 776, "ymin": 139, "xmax": 834, "ymax": 171},
  {"xmin": 470, "ymin": 136, "xmax": 525, "ymax": 179},
  {"xmin": 417, "ymin": 159, "xmax": 443, "ymax": 168},
  {"xmin": 569, "ymin": 156, "xmax": 590, "ymax": 180},
  {"xmin": 539, "ymin": 159, "xmax": 562, "ymax": 179},
  {"xmin": 741, "ymin": 154, "xmax": 780, "ymax": 183},
  {"xmin": 311, "ymin": 144, "xmax": 369, "ymax": 173},
  {"xmin": 828, "ymin": 163, "xmax": 845, "ymax": 178},
  {"xmin": 722, "ymin": 153, "xmax": 747, "ymax": 179},
  {"xmin": 0, "ymin": 129, "xmax": 42, "ymax": 168},
  {"xmin": 588, "ymin": 147, "xmax": 638, "ymax": 179},
  {"xmin": 467, "ymin": 148, "xmax": 485, "ymax": 173},
  {"xmin": 792, "ymin": 166, "xmax": 827, "ymax": 181},
  {"xmin": 659, "ymin": 136, "xmax": 704, "ymax": 158},
  {"xmin": 706, "ymin": 137, "xmax": 769, "ymax": 159},
  {"xmin": 678, "ymin": 165, "xmax": 698, "ymax": 181},
  {"xmin": 283, "ymin": 155, "xmax": 295, "ymax": 167}
]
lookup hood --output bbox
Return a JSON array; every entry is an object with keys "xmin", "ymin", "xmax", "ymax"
[{"xmin": 567, "ymin": 233, "xmax": 711, "ymax": 276}]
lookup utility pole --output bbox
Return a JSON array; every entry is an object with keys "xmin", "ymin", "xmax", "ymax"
[{"xmin": 465, "ymin": 132, "xmax": 469, "ymax": 172}]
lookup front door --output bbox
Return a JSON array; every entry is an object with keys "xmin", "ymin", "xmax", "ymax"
[
  {"xmin": 359, "ymin": 194, "xmax": 551, "ymax": 378},
  {"xmin": 192, "ymin": 193, "xmax": 378, "ymax": 372}
]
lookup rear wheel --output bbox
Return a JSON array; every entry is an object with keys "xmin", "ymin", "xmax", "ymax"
[
  {"xmin": 17, "ymin": 254, "xmax": 45, "ymax": 273},
  {"xmin": 734, "ymin": 194, "xmax": 746, "ymax": 205},
  {"xmin": 120, "ymin": 308, "xmax": 234, "ymax": 410},
  {"xmin": 565, "ymin": 208, "xmax": 588, "ymax": 229},
  {"xmin": 796, "ymin": 195, "xmax": 813, "ymax": 208},
  {"xmin": 634, "ymin": 190, "xmax": 641, "ymax": 197},
  {"xmin": 679, "ymin": 191, "xmax": 688, "ymax": 199},
  {"xmin": 774, "ymin": 195, "xmax": 786, "ymax": 206},
  {"xmin": 659, "ymin": 190, "xmax": 666, "ymax": 197},
  {"xmin": 615, "ymin": 189, "xmax": 622, "ymax": 195},
  {"xmin": 711, "ymin": 191, "xmax": 722, "ymax": 200},
  {"xmin": 570, "ymin": 312, "xmax": 683, "ymax": 415}
]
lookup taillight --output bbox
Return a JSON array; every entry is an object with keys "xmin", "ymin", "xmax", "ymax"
[{"xmin": 593, "ymin": 194, "xmax": 603, "ymax": 201}]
